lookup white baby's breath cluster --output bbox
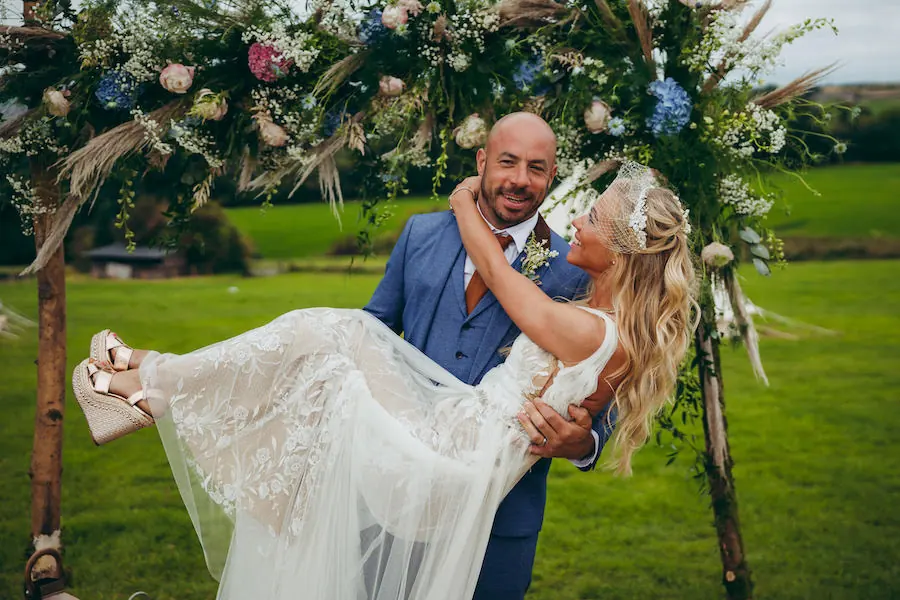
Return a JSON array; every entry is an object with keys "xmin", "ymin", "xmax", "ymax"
[
  {"xmin": 79, "ymin": 3, "xmax": 165, "ymax": 80},
  {"xmin": 242, "ymin": 23, "xmax": 320, "ymax": 73},
  {"xmin": 11, "ymin": 117, "xmax": 68, "ymax": 157},
  {"xmin": 309, "ymin": 0, "xmax": 358, "ymax": 39},
  {"xmin": 571, "ymin": 56, "xmax": 609, "ymax": 87},
  {"xmin": 554, "ymin": 121, "xmax": 587, "ymax": 178},
  {"xmin": 131, "ymin": 109, "xmax": 173, "ymax": 155},
  {"xmin": 169, "ymin": 122, "xmax": 224, "ymax": 168},
  {"xmin": 718, "ymin": 173, "xmax": 773, "ymax": 218},
  {"xmin": 684, "ymin": 10, "xmax": 834, "ymax": 81},
  {"xmin": 250, "ymin": 86, "xmax": 320, "ymax": 142},
  {"xmin": 6, "ymin": 174, "xmax": 51, "ymax": 235},
  {"xmin": 709, "ymin": 103, "xmax": 786, "ymax": 158}
]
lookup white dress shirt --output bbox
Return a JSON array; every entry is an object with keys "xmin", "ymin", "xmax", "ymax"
[{"xmin": 463, "ymin": 205, "xmax": 600, "ymax": 468}]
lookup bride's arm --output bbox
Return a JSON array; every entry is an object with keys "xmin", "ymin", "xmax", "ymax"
[{"xmin": 449, "ymin": 177, "xmax": 605, "ymax": 365}]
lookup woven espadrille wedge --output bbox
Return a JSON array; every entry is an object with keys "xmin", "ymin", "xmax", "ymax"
[{"xmin": 72, "ymin": 358, "xmax": 154, "ymax": 445}]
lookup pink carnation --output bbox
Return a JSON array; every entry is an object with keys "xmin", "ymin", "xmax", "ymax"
[{"xmin": 248, "ymin": 42, "xmax": 293, "ymax": 82}]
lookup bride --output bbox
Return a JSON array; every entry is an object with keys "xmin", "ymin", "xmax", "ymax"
[{"xmin": 72, "ymin": 162, "xmax": 696, "ymax": 600}]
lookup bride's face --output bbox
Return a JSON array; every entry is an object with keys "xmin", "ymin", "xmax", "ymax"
[{"xmin": 568, "ymin": 204, "xmax": 617, "ymax": 277}]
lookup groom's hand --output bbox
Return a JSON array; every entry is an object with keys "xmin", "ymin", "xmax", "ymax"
[{"xmin": 518, "ymin": 401, "xmax": 594, "ymax": 460}]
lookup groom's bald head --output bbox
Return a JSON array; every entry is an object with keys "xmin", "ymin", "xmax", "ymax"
[{"xmin": 475, "ymin": 112, "xmax": 558, "ymax": 229}]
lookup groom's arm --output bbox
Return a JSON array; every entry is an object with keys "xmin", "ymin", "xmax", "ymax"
[{"xmin": 363, "ymin": 217, "xmax": 413, "ymax": 334}]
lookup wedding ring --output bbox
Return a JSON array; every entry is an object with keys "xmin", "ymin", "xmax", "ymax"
[{"xmin": 540, "ymin": 436, "xmax": 548, "ymax": 446}]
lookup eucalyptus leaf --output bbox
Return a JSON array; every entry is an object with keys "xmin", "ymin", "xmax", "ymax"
[
  {"xmin": 739, "ymin": 227, "xmax": 761, "ymax": 244},
  {"xmin": 753, "ymin": 258, "xmax": 771, "ymax": 277},
  {"xmin": 751, "ymin": 244, "xmax": 770, "ymax": 260}
]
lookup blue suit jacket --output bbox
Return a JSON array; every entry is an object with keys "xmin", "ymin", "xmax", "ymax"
[{"xmin": 365, "ymin": 211, "xmax": 613, "ymax": 537}]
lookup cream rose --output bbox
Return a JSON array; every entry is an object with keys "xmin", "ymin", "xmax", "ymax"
[
  {"xmin": 42, "ymin": 88, "xmax": 70, "ymax": 117},
  {"xmin": 454, "ymin": 113, "xmax": 488, "ymax": 149},
  {"xmin": 583, "ymin": 99, "xmax": 612, "ymax": 134},
  {"xmin": 257, "ymin": 115, "xmax": 288, "ymax": 147},
  {"xmin": 701, "ymin": 242, "xmax": 735, "ymax": 268}
]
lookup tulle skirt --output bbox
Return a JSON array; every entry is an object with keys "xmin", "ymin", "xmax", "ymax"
[{"xmin": 139, "ymin": 308, "xmax": 536, "ymax": 600}]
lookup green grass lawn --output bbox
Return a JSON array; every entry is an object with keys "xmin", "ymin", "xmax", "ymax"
[
  {"xmin": 766, "ymin": 163, "xmax": 900, "ymax": 240},
  {"xmin": 1, "ymin": 260, "xmax": 898, "ymax": 599},
  {"xmin": 225, "ymin": 197, "xmax": 438, "ymax": 259},
  {"xmin": 225, "ymin": 164, "xmax": 900, "ymax": 263}
]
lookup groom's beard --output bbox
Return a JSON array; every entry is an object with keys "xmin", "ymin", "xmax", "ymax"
[{"xmin": 479, "ymin": 180, "xmax": 546, "ymax": 229}]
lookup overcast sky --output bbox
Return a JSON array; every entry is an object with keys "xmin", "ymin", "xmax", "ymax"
[
  {"xmin": 6, "ymin": 1, "xmax": 895, "ymax": 85},
  {"xmin": 751, "ymin": 0, "xmax": 898, "ymax": 85}
]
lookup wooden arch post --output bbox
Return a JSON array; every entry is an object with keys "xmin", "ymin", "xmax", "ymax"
[{"xmin": 23, "ymin": 2, "xmax": 68, "ymax": 585}]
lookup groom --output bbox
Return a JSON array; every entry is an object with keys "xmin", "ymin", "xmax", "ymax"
[{"xmin": 365, "ymin": 112, "xmax": 614, "ymax": 599}]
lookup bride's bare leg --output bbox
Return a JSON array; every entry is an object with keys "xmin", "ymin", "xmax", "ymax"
[{"xmin": 107, "ymin": 370, "xmax": 151, "ymax": 414}]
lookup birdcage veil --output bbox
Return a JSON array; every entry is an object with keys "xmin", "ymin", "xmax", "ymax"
[{"xmin": 588, "ymin": 161, "xmax": 660, "ymax": 254}]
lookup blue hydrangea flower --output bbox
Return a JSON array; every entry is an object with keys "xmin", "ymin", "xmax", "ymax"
[
  {"xmin": 608, "ymin": 117, "xmax": 627, "ymax": 137},
  {"xmin": 359, "ymin": 10, "xmax": 387, "ymax": 45},
  {"xmin": 646, "ymin": 77, "xmax": 692, "ymax": 137},
  {"xmin": 512, "ymin": 55, "xmax": 544, "ymax": 92},
  {"xmin": 323, "ymin": 108, "xmax": 345, "ymax": 137},
  {"xmin": 94, "ymin": 70, "xmax": 139, "ymax": 111}
]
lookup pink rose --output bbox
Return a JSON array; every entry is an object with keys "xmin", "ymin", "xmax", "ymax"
[
  {"xmin": 42, "ymin": 88, "xmax": 70, "ymax": 117},
  {"xmin": 381, "ymin": 5, "xmax": 408, "ymax": 29},
  {"xmin": 583, "ymin": 99, "xmax": 612, "ymax": 134},
  {"xmin": 191, "ymin": 89, "xmax": 228, "ymax": 121},
  {"xmin": 378, "ymin": 76, "xmax": 405, "ymax": 97},
  {"xmin": 397, "ymin": 0, "xmax": 424, "ymax": 17},
  {"xmin": 159, "ymin": 63, "xmax": 195, "ymax": 94}
]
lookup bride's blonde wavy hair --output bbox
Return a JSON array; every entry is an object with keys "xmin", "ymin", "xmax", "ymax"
[{"xmin": 585, "ymin": 184, "xmax": 699, "ymax": 475}]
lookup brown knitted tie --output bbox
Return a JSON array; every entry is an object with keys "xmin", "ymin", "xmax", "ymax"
[{"xmin": 465, "ymin": 233, "xmax": 514, "ymax": 313}]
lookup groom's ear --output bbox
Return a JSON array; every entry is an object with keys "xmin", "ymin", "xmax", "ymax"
[{"xmin": 476, "ymin": 148, "xmax": 486, "ymax": 175}]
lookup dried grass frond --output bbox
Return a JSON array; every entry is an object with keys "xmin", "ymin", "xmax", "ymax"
[
  {"xmin": 57, "ymin": 101, "xmax": 187, "ymax": 204},
  {"xmin": 584, "ymin": 159, "xmax": 621, "ymax": 183},
  {"xmin": 0, "ymin": 25, "xmax": 65, "ymax": 45},
  {"xmin": 0, "ymin": 108, "xmax": 34, "ymax": 138},
  {"xmin": 238, "ymin": 147, "xmax": 257, "ymax": 192},
  {"xmin": 20, "ymin": 193, "xmax": 79, "ymax": 275},
  {"xmin": 737, "ymin": 0, "xmax": 771, "ymax": 43},
  {"xmin": 498, "ymin": 0, "xmax": 569, "ymax": 28},
  {"xmin": 548, "ymin": 48, "xmax": 584, "ymax": 70},
  {"xmin": 346, "ymin": 121, "xmax": 366, "ymax": 155},
  {"xmin": 714, "ymin": 0, "xmax": 752, "ymax": 13},
  {"xmin": 313, "ymin": 52, "xmax": 368, "ymax": 99},
  {"xmin": 593, "ymin": 0, "xmax": 622, "ymax": 31},
  {"xmin": 753, "ymin": 64, "xmax": 837, "ymax": 109},
  {"xmin": 627, "ymin": 0, "xmax": 654, "ymax": 66}
]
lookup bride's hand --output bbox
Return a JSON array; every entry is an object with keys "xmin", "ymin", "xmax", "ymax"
[{"xmin": 449, "ymin": 176, "xmax": 481, "ymax": 209}]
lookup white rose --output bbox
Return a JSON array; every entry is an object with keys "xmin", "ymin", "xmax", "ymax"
[
  {"xmin": 159, "ymin": 63, "xmax": 195, "ymax": 94},
  {"xmin": 42, "ymin": 88, "xmax": 70, "ymax": 117},
  {"xmin": 378, "ymin": 76, "xmax": 405, "ymax": 97},
  {"xmin": 454, "ymin": 113, "xmax": 488, "ymax": 149},
  {"xmin": 583, "ymin": 99, "xmax": 612, "ymax": 134},
  {"xmin": 381, "ymin": 5, "xmax": 408, "ymax": 29},
  {"xmin": 701, "ymin": 242, "xmax": 735, "ymax": 268}
]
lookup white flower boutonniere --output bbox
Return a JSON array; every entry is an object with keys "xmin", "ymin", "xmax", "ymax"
[{"xmin": 520, "ymin": 233, "xmax": 558, "ymax": 284}]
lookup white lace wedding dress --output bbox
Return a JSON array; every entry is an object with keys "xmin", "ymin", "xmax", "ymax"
[{"xmin": 139, "ymin": 306, "xmax": 616, "ymax": 600}]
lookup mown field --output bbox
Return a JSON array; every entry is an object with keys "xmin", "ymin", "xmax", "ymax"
[
  {"xmin": 224, "ymin": 164, "xmax": 900, "ymax": 263},
  {"xmin": 1, "ymin": 258, "xmax": 899, "ymax": 599}
]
